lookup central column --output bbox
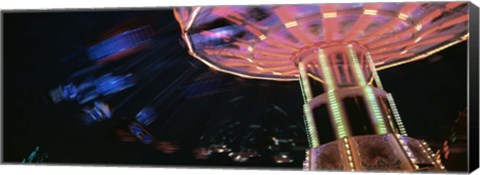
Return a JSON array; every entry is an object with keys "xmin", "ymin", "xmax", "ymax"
[
  {"xmin": 297, "ymin": 42, "xmax": 393, "ymax": 144},
  {"xmin": 296, "ymin": 42, "xmax": 442, "ymax": 172}
]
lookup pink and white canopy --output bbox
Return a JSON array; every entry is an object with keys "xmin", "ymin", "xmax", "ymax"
[{"xmin": 175, "ymin": 2, "xmax": 469, "ymax": 81}]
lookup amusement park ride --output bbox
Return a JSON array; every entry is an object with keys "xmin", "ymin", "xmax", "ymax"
[{"xmin": 173, "ymin": 2, "xmax": 469, "ymax": 172}]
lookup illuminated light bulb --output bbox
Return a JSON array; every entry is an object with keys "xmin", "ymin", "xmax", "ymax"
[
  {"xmin": 247, "ymin": 46, "xmax": 253, "ymax": 52},
  {"xmin": 285, "ymin": 21, "xmax": 298, "ymax": 28},
  {"xmin": 398, "ymin": 13, "xmax": 409, "ymax": 20},
  {"xmin": 414, "ymin": 37, "xmax": 423, "ymax": 43},
  {"xmin": 364, "ymin": 9, "xmax": 378, "ymax": 15},
  {"xmin": 259, "ymin": 35, "xmax": 267, "ymax": 40},
  {"xmin": 323, "ymin": 12, "xmax": 337, "ymax": 18}
]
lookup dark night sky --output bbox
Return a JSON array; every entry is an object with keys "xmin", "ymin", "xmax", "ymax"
[{"xmin": 2, "ymin": 8, "xmax": 468, "ymax": 171}]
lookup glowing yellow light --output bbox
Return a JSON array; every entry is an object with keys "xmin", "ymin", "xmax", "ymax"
[
  {"xmin": 247, "ymin": 46, "xmax": 253, "ymax": 52},
  {"xmin": 415, "ymin": 24, "xmax": 423, "ymax": 31},
  {"xmin": 398, "ymin": 13, "xmax": 409, "ymax": 20},
  {"xmin": 259, "ymin": 35, "xmax": 267, "ymax": 40},
  {"xmin": 364, "ymin": 9, "xmax": 378, "ymax": 15},
  {"xmin": 303, "ymin": 104, "xmax": 320, "ymax": 148},
  {"xmin": 414, "ymin": 36, "xmax": 423, "ymax": 43},
  {"xmin": 285, "ymin": 21, "xmax": 298, "ymax": 28},
  {"xmin": 323, "ymin": 12, "xmax": 337, "ymax": 18}
]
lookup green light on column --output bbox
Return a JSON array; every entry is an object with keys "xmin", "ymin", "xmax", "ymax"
[
  {"xmin": 347, "ymin": 45, "xmax": 387, "ymax": 134},
  {"xmin": 298, "ymin": 62, "xmax": 320, "ymax": 147},
  {"xmin": 318, "ymin": 49, "xmax": 349, "ymax": 138},
  {"xmin": 299, "ymin": 63, "xmax": 314, "ymax": 102},
  {"xmin": 387, "ymin": 93, "xmax": 408, "ymax": 136},
  {"xmin": 365, "ymin": 86, "xmax": 387, "ymax": 134},
  {"xmin": 347, "ymin": 45, "xmax": 367, "ymax": 86},
  {"xmin": 303, "ymin": 104, "xmax": 320, "ymax": 147}
]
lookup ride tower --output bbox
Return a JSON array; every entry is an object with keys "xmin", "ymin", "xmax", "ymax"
[{"xmin": 174, "ymin": 2, "xmax": 469, "ymax": 172}]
